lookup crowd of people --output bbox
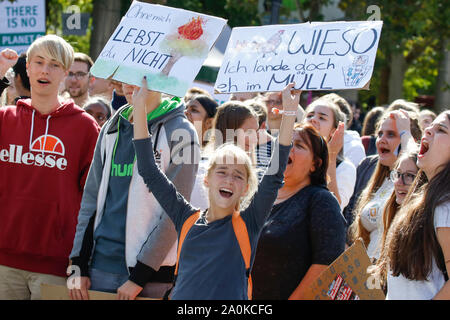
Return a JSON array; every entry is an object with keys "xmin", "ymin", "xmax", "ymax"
[{"xmin": 0, "ymin": 34, "xmax": 448, "ymax": 301}]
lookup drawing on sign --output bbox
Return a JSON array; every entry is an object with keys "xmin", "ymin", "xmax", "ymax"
[
  {"xmin": 233, "ymin": 30, "xmax": 285, "ymax": 58},
  {"xmin": 343, "ymin": 55, "xmax": 371, "ymax": 86},
  {"xmin": 160, "ymin": 16, "xmax": 208, "ymax": 76},
  {"xmin": 253, "ymin": 30, "xmax": 285, "ymax": 58},
  {"xmin": 215, "ymin": 21, "xmax": 383, "ymax": 94},
  {"xmin": 327, "ymin": 274, "xmax": 360, "ymax": 300},
  {"xmin": 89, "ymin": 1, "xmax": 227, "ymax": 97}
]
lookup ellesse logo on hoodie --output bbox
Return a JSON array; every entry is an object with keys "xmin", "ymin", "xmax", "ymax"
[{"xmin": 0, "ymin": 135, "xmax": 68, "ymax": 170}]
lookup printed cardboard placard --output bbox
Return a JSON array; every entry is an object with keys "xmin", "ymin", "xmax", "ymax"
[
  {"xmin": 0, "ymin": 0, "xmax": 46, "ymax": 54},
  {"xmin": 90, "ymin": 1, "xmax": 227, "ymax": 97},
  {"xmin": 303, "ymin": 239, "xmax": 385, "ymax": 300},
  {"xmin": 40, "ymin": 283, "xmax": 157, "ymax": 300},
  {"xmin": 214, "ymin": 21, "xmax": 383, "ymax": 93}
]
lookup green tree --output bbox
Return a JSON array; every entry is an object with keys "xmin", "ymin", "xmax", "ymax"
[
  {"xmin": 46, "ymin": 0, "xmax": 93, "ymax": 55},
  {"xmin": 339, "ymin": 0, "xmax": 449, "ymax": 110},
  {"xmin": 166, "ymin": 0, "xmax": 261, "ymax": 27}
]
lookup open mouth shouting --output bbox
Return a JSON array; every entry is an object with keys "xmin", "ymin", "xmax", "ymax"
[
  {"xmin": 219, "ymin": 188, "xmax": 234, "ymax": 199},
  {"xmin": 418, "ymin": 139, "xmax": 429, "ymax": 158},
  {"xmin": 379, "ymin": 146, "xmax": 391, "ymax": 155}
]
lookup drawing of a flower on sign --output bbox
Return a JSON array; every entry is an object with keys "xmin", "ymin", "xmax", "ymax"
[
  {"xmin": 159, "ymin": 16, "xmax": 209, "ymax": 76},
  {"xmin": 342, "ymin": 55, "xmax": 371, "ymax": 87}
]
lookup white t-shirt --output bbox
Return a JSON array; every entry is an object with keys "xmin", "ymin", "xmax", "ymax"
[
  {"xmin": 344, "ymin": 130, "xmax": 366, "ymax": 167},
  {"xmin": 386, "ymin": 201, "xmax": 450, "ymax": 300},
  {"xmin": 336, "ymin": 159, "xmax": 356, "ymax": 210},
  {"xmin": 360, "ymin": 178, "xmax": 394, "ymax": 260},
  {"xmin": 189, "ymin": 156, "xmax": 209, "ymax": 211}
]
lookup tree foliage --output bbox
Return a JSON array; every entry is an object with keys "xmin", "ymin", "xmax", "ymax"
[
  {"xmin": 46, "ymin": 0, "xmax": 93, "ymax": 54},
  {"xmin": 166, "ymin": 0, "xmax": 261, "ymax": 27},
  {"xmin": 339, "ymin": 0, "xmax": 449, "ymax": 107},
  {"xmin": 17, "ymin": 0, "xmax": 446, "ymax": 108}
]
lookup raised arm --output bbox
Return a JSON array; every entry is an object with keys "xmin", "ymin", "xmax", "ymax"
[
  {"xmin": 244, "ymin": 84, "xmax": 299, "ymax": 230},
  {"xmin": 0, "ymin": 48, "xmax": 18, "ymax": 79},
  {"xmin": 278, "ymin": 83, "xmax": 299, "ymax": 146},
  {"xmin": 131, "ymin": 77, "xmax": 194, "ymax": 227},
  {"xmin": 391, "ymin": 110, "xmax": 418, "ymax": 154}
]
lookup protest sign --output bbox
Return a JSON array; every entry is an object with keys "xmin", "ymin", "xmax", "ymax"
[
  {"xmin": 40, "ymin": 284, "xmax": 156, "ymax": 300},
  {"xmin": 303, "ymin": 239, "xmax": 385, "ymax": 300},
  {"xmin": 0, "ymin": 0, "xmax": 46, "ymax": 54},
  {"xmin": 90, "ymin": 1, "xmax": 227, "ymax": 97},
  {"xmin": 214, "ymin": 21, "xmax": 383, "ymax": 93}
]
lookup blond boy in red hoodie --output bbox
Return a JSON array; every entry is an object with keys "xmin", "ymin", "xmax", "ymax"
[{"xmin": 0, "ymin": 35, "xmax": 100, "ymax": 299}]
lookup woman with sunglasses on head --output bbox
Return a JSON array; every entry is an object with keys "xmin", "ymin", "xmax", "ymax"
[
  {"xmin": 374, "ymin": 111, "xmax": 450, "ymax": 300},
  {"xmin": 349, "ymin": 109, "xmax": 422, "ymax": 261}
]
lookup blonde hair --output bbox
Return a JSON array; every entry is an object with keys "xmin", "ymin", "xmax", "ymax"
[
  {"xmin": 206, "ymin": 143, "xmax": 258, "ymax": 211},
  {"xmin": 27, "ymin": 35, "xmax": 74, "ymax": 70}
]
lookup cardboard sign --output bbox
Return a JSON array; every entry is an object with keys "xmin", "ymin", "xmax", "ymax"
[
  {"xmin": 0, "ymin": 0, "xmax": 46, "ymax": 54},
  {"xmin": 303, "ymin": 239, "xmax": 385, "ymax": 300},
  {"xmin": 90, "ymin": 1, "xmax": 227, "ymax": 97},
  {"xmin": 40, "ymin": 283, "xmax": 157, "ymax": 300},
  {"xmin": 214, "ymin": 21, "xmax": 383, "ymax": 93}
]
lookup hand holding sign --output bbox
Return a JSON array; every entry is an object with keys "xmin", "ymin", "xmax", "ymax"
[{"xmin": 281, "ymin": 82, "xmax": 301, "ymax": 114}]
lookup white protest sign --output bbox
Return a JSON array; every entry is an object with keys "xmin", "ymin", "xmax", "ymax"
[
  {"xmin": 215, "ymin": 21, "xmax": 383, "ymax": 93},
  {"xmin": 0, "ymin": 0, "xmax": 46, "ymax": 54},
  {"xmin": 90, "ymin": 1, "xmax": 227, "ymax": 97}
]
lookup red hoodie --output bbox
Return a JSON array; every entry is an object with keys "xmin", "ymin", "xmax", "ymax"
[{"xmin": 0, "ymin": 98, "xmax": 100, "ymax": 277}]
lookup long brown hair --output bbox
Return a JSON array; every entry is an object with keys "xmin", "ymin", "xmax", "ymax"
[
  {"xmin": 362, "ymin": 106, "xmax": 385, "ymax": 137},
  {"xmin": 385, "ymin": 163, "xmax": 449, "ymax": 280},
  {"xmin": 380, "ymin": 150, "xmax": 419, "ymax": 249},
  {"xmin": 372, "ymin": 150, "xmax": 420, "ymax": 286},
  {"xmin": 349, "ymin": 162, "xmax": 391, "ymax": 247},
  {"xmin": 349, "ymin": 111, "xmax": 422, "ymax": 247},
  {"xmin": 385, "ymin": 112, "xmax": 450, "ymax": 280}
]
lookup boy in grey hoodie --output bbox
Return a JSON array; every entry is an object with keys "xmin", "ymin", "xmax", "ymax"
[{"xmin": 68, "ymin": 82, "xmax": 199, "ymax": 299}]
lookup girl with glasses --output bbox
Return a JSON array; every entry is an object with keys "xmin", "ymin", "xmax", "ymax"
[
  {"xmin": 372, "ymin": 110, "xmax": 450, "ymax": 299},
  {"xmin": 349, "ymin": 109, "xmax": 422, "ymax": 261},
  {"xmin": 370, "ymin": 150, "xmax": 419, "ymax": 293}
]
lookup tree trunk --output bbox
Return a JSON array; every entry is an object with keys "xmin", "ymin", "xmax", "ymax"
[
  {"xmin": 378, "ymin": 64, "xmax": 390, "ymax": 105},
  {"xmin": 434, "ymin": 38, "xmax": 450, "ymax": 112},
  {"xmin": 388, "ymin": 52, "xmax": 407, "ymax": 104},
  {"xmin": 161, "ymin": 52, "xmax": 182, "ymax": 76},
  {"xmin": 89, "ymin": 0, "xmax": 122, "ymax": 60}
]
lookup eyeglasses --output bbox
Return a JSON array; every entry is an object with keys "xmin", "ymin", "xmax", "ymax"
[
  {"xmin": 389, "ymin": 170, "xmax": 416, "ymax": 185},
  {"xmin": 67, "ymin": 71, "xmax": 88, "ymax": 80}
]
